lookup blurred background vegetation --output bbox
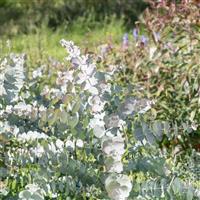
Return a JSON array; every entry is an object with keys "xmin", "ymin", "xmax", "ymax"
[{"xmin": 0, "ymin": 0, "xmax": 148, "ymax": 60}]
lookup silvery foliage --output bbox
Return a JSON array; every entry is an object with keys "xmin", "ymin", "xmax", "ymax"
[
  {"xmin": 1, "ymin": 40, "xmax": 199, "ymax": 199},
  {"xmin": 19, "ymin": 184, "xmax": 45, "ymax": 200},
  {"xmin": 105, "ymin": 174, "xmax": 132, "ymax": 200},
  {"xmin": 0, "ymin": 53, "xmax": 25, "ymax": 102},
  {"xmin": 0, "ymin": 41, "xmax": 128, "ymax": 199},
  {"xmin": 60, "ymin": 39, "xmax": 134, "ymax": 200},
  {"xmin": 0, "ymin": 40, "xmax": 152, "ymax": 199}
]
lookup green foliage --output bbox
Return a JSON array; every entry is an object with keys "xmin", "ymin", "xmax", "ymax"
[
  {"xmin": 0, "ymin": 0, "xmax": 147, "ymax": 36},
  {"xmin": 0, "ymin": 54, "xmax": 25, "ymax": 103},
  {"xmin": 1, "ymin": 1, "xmax": 200, "ymax": 200},
  {"xmin": 102, "ymin": 1, "xmax": 200, "ymax": 151}
]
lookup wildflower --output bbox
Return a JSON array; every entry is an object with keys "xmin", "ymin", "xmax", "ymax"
[
  {"xmin": 98, "ymin": 82, "xmax": 111, "ymax": 94},
  {"xmin": 133, "ymin": 28, "xmax": 139, "ymax": 40},
  {"xmin": 122, "ymin": 33, "xmax": 129, "ymax": 49},
  {"xmin": 141, "ymin": 35, "xmax": 148, "ymax": 45},
  {"xmin": 123, "ymin": 33, "xmax": 129, "ymax": 43},
  {"xmin": 85, "ymin": 85, "xmax": 99, "ymax": 95},
  {"xmin": 56, "ymin": 70, "xmax": 74, "ymax": 85}
]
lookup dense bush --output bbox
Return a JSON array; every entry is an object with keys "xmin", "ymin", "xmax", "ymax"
[
  {"xmin": 1, "ymin": 41, "xmax": 200, "ymax": 199},
  {"xmin": 101, "ymin": 0, "xmax": 200, "ymax": 151},
  {"xmin": 1, "ymin": 1, "xmax": 200, "ymax": 199}
]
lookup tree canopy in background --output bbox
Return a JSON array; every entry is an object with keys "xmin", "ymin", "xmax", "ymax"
[{"xmin": 0, "ymin": 0, "xmax": 148, "ymax": 35}]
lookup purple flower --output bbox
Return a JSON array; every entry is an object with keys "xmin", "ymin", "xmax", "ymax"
[
  {"xmin": 141, "ymin": 35, "xmax": 148, "ymax": 45},
  {"xmin": 122, "ymin": 33, "xmax": 129, "ymax": 48},
  {"xmin": 123, "ymin": 33, "xmax": 128, "ymax": 42},
  {"xmin": 133, "ymin": 28, "xmax": 139, "ymax": 40}
]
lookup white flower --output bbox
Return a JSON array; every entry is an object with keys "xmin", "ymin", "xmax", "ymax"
[
  {"xmin": 89, "ymin": 114, "xmax": 106, "ymax": 138},
  {"xmin": 19, "ymin": 184, "xmax": 45, "ymax": 200},
  {"xmin": 88, "ymin": 76, "xmax": 98, "ymax": 86},
  {"xmin": 82, "ymin": 63, "xmax": 95, "ymax": 76},
  {"xmin": 96, "ymin": 112, "xmax": 106, "ymax": 119},
  {"xmin": 105, "ymin": 174, "xmax": 132, "ymax": 200},
  {"xmin": 65, "ymin": 70, "xmax": 74, "ymax": 82}
]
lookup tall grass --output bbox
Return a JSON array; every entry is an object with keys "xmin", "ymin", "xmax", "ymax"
[{"xmin": 0, "ymin": 17, "xmax": 125, "ymax": 64}]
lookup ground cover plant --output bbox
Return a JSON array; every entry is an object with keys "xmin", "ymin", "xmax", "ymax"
[{"xmin": 0, "ymin": 0, "xmax": 200, "ymax": 199}]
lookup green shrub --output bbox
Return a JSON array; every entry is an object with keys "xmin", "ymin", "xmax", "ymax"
[{"xmin": 102, "ymin": 1, "xmax": 200, "ymax": 150}]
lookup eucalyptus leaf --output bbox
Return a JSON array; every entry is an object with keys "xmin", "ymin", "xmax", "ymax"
[
  {"xmin": 68, "ymin": 112, "xmax": 79, "ymax": 128},
  {"xmin": 19, "ymin": 190, "xmax": 32, "ymax": 199}
]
